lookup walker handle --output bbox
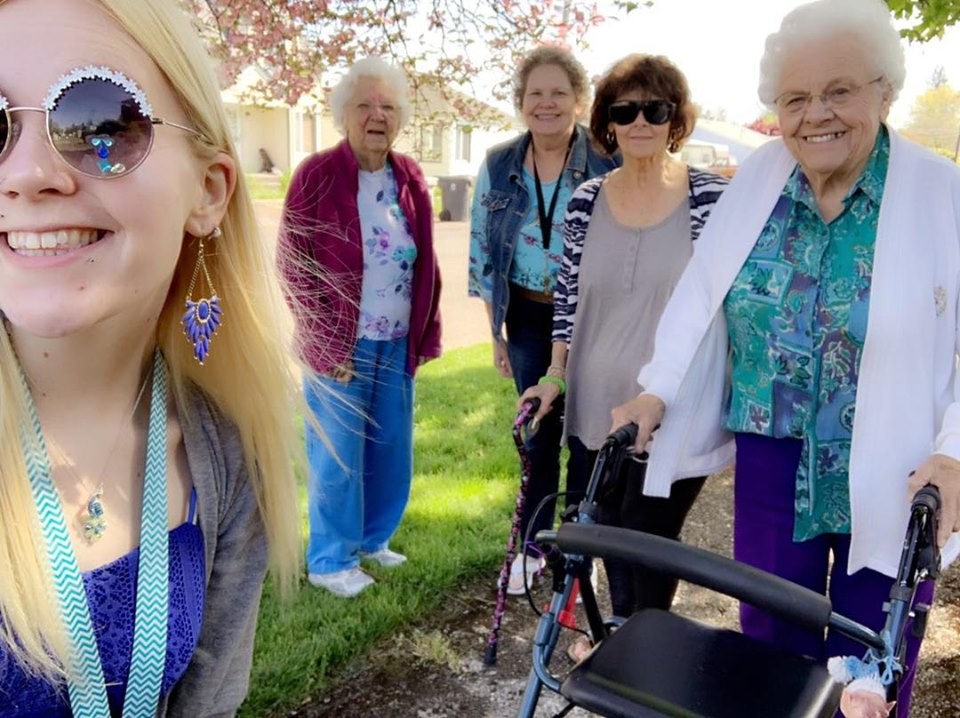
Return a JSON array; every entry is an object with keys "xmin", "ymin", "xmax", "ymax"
[{"xmin": 553, "ymin": 523, "xmax": 833, "ymax": 634}]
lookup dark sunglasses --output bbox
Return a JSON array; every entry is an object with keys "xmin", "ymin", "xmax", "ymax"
[
  {"xmin": 0, "ymin": 66, "xmax": 205, "ymax": 179},
  {"xmin": 608, "ymin": 99, "xmax": 676, "ymax": 126}
]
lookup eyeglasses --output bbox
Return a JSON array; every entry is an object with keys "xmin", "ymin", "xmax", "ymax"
[
  {"xmin": 774, "ymin": 77, "xmax": 884, "ymax": 117},
  {"xmin": 608, "ymin": 99, "xmax": 676, "ymax": 126},
  {"xmin": 0, "ymin": 66, "xmax": 206, "ymax": 179}
]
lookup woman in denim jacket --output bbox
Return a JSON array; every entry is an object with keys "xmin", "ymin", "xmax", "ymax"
[{"xmin": 468, "ymin": 46, "xmax": 618, "ymax": 594}]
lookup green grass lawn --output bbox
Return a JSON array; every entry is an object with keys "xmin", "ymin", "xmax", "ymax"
[{"xmin": 242, "ymin": 344, "xmax": 520, "ymax": 716}]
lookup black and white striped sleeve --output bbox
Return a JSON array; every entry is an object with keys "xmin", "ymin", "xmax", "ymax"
[{"xmin": 553, "ymin": 177, "xmax": 605, "ymax": 345}]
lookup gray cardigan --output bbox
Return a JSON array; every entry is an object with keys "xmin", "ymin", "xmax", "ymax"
[{"xmin": 158, "ymin": 386, "xmax": 268, "ymax": 717}]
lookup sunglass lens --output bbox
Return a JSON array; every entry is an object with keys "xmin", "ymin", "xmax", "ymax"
[
  {"xmin": 609, "ymin": 102, "xmax": 640, "ymax": 126},
  {"xmin": 643, "ymin": 100, "xmax": 675, "ymax": 125},
  {"xmin": 48, "ymin": 78, "xmax": 153, "ymax": 178},
  {"xmin": 0, "ymin": 108, "xmax": 9, "ymax": 159}
]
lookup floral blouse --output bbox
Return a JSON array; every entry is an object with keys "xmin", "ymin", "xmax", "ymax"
[
  {"xmin": 723, "ymin": 128, "xmax": 889, "ymax": 541},
  {"xmin": 468, "ymin": 163, "xmax": 569, "ymax": 300},
  {"xmin": 357, "ymin": 161, "xmax": 418, "ymax": 341}
]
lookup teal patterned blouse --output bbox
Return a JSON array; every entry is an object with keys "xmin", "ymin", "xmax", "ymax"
[
  {"xmin": 506, "ymin": 169, "xmax": 568, "ymax": 293},
  {"xmin": 723, "ymin": 128, "xmax": 889, "ymax": 541}
]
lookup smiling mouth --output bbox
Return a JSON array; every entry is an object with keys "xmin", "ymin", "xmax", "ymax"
[
  {"xmin": 4, "ymin": 229, "xmax": 108, "ymax": 256},
  {"xmin": 805, "ymin": 131, "xmax": 846, "ymax": 144}
]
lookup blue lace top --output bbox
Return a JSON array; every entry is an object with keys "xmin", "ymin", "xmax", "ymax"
[{"xmin": 0, "ymin": 495, "xmax": 206, "ymax": 717}]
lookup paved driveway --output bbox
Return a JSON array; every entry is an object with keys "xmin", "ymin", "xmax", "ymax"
[{"xmin": 253, "ymin": 201, "xmax": 489, "ymax": 352}]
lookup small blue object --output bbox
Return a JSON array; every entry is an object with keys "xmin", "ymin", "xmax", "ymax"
[
  {"xmin": 82, "ymin": 486, "xmax": 107, "ymax": 543},
  {"xmin": 182, "ymin": 295, "xmax": 222, "ymax": 364}
]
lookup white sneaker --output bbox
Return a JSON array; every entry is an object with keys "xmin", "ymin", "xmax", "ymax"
[
  {"xmin": 360, "ymin": 548, "xmax": 407, "ymax": 568},
  {"xmin": 308, "ymin": 567, "xmax": 375, "ymax": 597},
  {"xmin": 506, "ymin": 554, "xmax": 545, "ymax": 596}
]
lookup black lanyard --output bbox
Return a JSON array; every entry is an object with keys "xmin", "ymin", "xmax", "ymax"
[{"xmin": 531, "ymin": 130, "xmax": 576, "ymax": 249}]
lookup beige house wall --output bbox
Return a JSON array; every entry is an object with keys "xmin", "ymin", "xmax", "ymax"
[{"xmin": 225, "ymin": 103, "xmax": 289, "ymax": 174}]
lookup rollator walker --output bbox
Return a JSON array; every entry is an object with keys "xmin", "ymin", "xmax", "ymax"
[{"xmin": 507, "ymin": 403, "xmax": 941, "ymax": 718}]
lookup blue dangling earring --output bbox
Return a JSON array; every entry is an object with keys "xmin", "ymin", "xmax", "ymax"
[{"xmin": 182, "ymin": 227, "xmax": 223, "ymax": 365}]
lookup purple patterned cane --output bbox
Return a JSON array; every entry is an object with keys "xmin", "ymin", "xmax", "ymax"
[{"xmin": 483, "ymin": 398, "xmax": 541, "ymax": 666}]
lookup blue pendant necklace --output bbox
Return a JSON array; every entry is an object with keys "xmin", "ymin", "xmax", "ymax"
[{"xmin": 21, "ymin": 349, "xmax": 169, "ymax": 717}]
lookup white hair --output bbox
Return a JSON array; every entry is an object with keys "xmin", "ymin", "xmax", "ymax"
[
  {"xmin": 758, "ymin": 0, "xmax": 905, "ymax": 106},
  {"xmin": 329, "ymin": 56, "xmax": 412, "ymax": 133}
]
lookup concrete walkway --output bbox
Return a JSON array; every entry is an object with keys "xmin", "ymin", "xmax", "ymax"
[{"xmin": 253, "ymin": 200, "xmax": 490, "ymax": 353}]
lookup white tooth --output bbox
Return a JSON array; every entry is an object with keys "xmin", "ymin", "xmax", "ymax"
[
  {"xmin": 25, "ymin": 233, "xmax": 41, "ymax": 249},
  {"xmin": 41, "ymin": 232, "xmax": 57, "ymax": 249}
]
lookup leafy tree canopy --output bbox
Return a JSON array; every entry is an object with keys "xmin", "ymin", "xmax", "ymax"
[
  {"xmin": 181, "ymin": 0, "xmax": 605, "ymax": 115},
  {"xmin": 181, "ymin": 0, "xmax": 960, "ymax": 116},
  {"xmin": 886, "ymin": 0, "xmax": 960, "ymax": 41}
]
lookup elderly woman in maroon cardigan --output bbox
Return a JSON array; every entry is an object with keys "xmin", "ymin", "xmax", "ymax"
[{"xmin": 279, "ymin": 56, "xmax": 442, "ymax": 598}]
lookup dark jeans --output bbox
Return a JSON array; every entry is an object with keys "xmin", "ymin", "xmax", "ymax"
[
  {"xmin": 506, "ymin": 293, "xmax": 582, "ymax": 553},
  {"xmin": 568, "ymin": 435, "xmax": 706, "ymax": 618},
  {"xmin": 734, "ymin": 433, "xmax": 933, "ymax": 718}
]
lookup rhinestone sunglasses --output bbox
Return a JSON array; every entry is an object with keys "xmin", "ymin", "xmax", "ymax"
[{"xmin": 0, "ymin": 65, "xmax": 205, "ymax": 179}]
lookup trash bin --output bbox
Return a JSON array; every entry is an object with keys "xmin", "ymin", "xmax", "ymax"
[{"xmin": 437, "ymin": 176, "xmax": 473, "ymax": 222}]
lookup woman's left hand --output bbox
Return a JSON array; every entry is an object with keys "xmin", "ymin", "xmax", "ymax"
[{"xmin": 907, "ymin": 453, "xmax": 960, "ymax": 548}]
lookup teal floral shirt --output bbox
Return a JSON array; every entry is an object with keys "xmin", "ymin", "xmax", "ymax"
[
  {"xmin": 723, "ymin": 128, "xmax": 889, "ymax": 541},
  {"xmin": 506, "ymin": 170, "xmax": 568, "ymax": 293},
  {"xmin": 468, "ymin": 164, "xmax": 568, "ymax": 300}
]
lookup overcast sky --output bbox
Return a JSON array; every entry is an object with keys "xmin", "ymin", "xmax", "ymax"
[{"xmin": 577, "ymin": 0, "xmax": 960, "ymax": 128}]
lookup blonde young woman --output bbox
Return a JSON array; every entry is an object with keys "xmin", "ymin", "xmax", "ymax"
[{"xmin": 0, "ymin": 0, "xmax": 302, "ymax": 714}]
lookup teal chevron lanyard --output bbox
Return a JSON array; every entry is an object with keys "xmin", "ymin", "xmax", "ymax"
[{"xmin": 22, "ymin": 349, "xmax": 169, "ymax": 717}]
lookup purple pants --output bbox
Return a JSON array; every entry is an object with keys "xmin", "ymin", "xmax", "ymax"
[{"xmin": 734, "ymin": 433, "xmax": 935, "ymax": 718}]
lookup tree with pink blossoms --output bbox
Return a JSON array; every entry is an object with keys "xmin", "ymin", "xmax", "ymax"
[{"xmin": 180, "ymin": 0, "xmax": 606, "ymax": 116}]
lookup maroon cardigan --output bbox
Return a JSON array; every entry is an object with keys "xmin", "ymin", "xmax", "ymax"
[{"xmin": 279, "ymin": 140, "xmax": 442, "ymax": 377}]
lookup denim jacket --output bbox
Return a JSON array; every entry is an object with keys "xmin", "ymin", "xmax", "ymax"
[{"xmin": 468, "ymin": 125, "xmax": 619, "ymax": 338}]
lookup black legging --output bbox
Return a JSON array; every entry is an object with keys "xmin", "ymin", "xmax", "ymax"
[{"xmin": 567, "ymin": 435, "xmax": 706, "ymax": 618}]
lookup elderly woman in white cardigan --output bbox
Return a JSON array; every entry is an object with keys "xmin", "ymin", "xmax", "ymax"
[{"xmin": 612, "ymin": 1, "xmax": 960, "ymax": 715}]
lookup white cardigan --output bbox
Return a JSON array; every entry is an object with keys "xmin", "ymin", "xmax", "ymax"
[{"xmin": 638, "ymin": 129, "xmax": 960, "ymax": 577}]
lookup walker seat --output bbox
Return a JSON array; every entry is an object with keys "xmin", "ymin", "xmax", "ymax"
[{"xmin": 561, "ymin": 607, "xmax": 840, "ymax": 718}]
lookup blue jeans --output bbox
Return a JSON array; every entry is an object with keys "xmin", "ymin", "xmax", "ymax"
[
  {"xmin": 304, "ymin": 337, "xmax": 414, "ymax": 574},
  {"xmin": 506, "ymin": 292, "xmax": 580, "ymax": 552}
]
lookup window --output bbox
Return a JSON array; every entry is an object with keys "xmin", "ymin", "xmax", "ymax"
[
  {"xmin": 455, "ymin": 126, "xmax": 472, "ymax": 162},
  {"xmin": 419, "ymin": 125, "xmax": 444, "ymax": 162},
  {"xmin": 294, "ymin": 111, "xmax": 317, "ymax": 155}
]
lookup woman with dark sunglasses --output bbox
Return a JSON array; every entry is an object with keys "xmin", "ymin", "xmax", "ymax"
[
  {"xmin": 0, "ymin": 0, "xmax": 303, "ymax": 714},
  {"xmin": 519, "ymin": 54, "xmax": 728, "ymax": 661},
  {"xmin": 469, "ymin": 47, "xmax": 619, "ymax": 595}
]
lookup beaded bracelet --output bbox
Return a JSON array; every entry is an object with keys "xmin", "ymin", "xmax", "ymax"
[
  {"xmin": 546, "ymin": 364, "xmax": 566, "ymax": 378},
  {"xmin": 538, "ymin": 374, "xmax": 566, "ymax": 395}
]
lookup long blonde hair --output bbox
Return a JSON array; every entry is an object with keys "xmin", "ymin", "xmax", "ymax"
[{"xmin": 0, "ymin": 0, "xmax": 303, "ymax": 679}]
